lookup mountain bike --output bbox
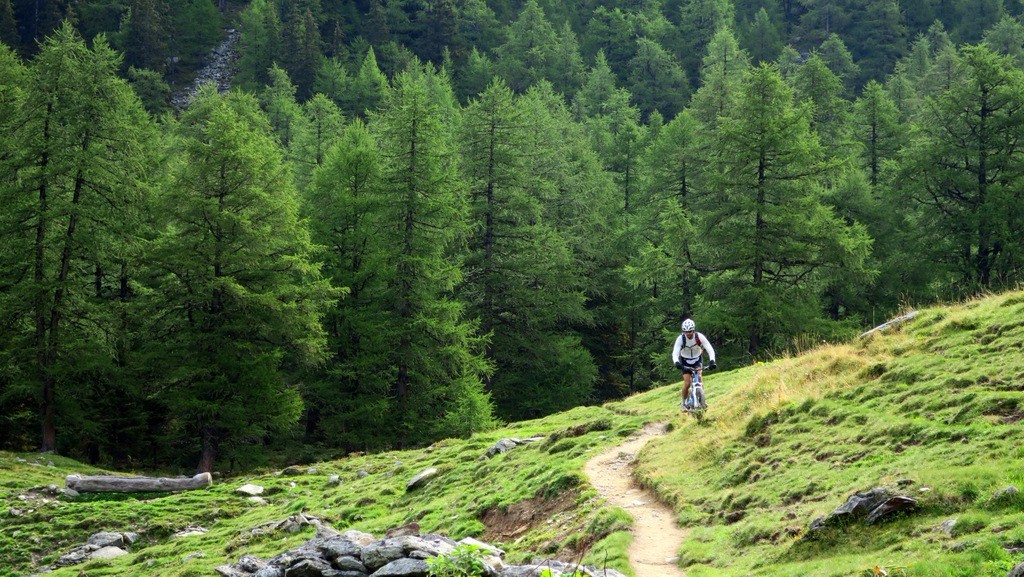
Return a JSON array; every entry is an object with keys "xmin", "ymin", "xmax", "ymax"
[{"xmin": 681, "ymin": 365, "xmax": 710, "ymax": 419}]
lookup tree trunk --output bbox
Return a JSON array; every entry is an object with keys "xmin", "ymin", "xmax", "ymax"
[{"xmin": 196, "ymin": 427, "xmax": 218, "ymax": 473}]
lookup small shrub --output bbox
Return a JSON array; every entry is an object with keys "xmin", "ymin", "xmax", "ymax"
[{"xmin": 427, "ymin": 543, "xmax": 489, "ymax": 577}]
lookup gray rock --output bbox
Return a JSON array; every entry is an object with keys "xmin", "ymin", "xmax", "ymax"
[
  {"xmin": 184, "ymin": 552, "xmax": 207, "ymax": 561},
  {"xmin": 238, "ymin": 555, "xmax": 266, "ymax": 572},
  {"xmin": 993, "ymin": 486, "xmax": 1019, "ymax": 501},
  {"xmin": 939, "ymin": 519, "xmax": 958, "ymax": 535},
  {"xmin": 326, "ymin": 475, "xmax": 341, "ymax": 487},
  {"xmin": 342, "ymin": 530, "xmax": 377, "ymax": 546},
  {"xmin": 319, "ymin": 537, "xmax": 362, "ymax": 561},
  {"xmin": 88, "ymin": 531, "xmax": 125, "ymax": 548},
  {"xmin": 90, "ymin": 546, "xmax": 128, "ymax": 560},
  {"xmin": 361, "ymin": 540, "xmax": 405, "ymax": 570},
  {"xmin": 216, "ymin": 565, "xmax": 251, "ymax": 577},
  {"xmin": 237, "ymin": 483, "xmax": 265, "ymax": 496},
  {"xmin": 406, "ymin": 468, "xmax": 438, "ymax": 491},
  {"xmin": 486, "ymin": 438, "xmax": 524, "ymax": 457},
  {"xmin": 1007, "ymin": 561, "xmax": 1024, "ymax": 577},
  {"xmin": 810, "ymin": 488, "xmax": 896, "ymax": 531},
  {"xmin": 358, "ymin": 470, "xmax": 370, "ymax": 479},
  {"xmin": 287, "ymin": 558, "xmax": 333, "ymax": 577},
  {"xmin": 331, "ymin": 555, "xmax": 367, "ymax": 572},
  {"xmin": 123, "ymin": 532, "xmax": 139, "ymax": 545},
  {"xmin": 283, "ymin": 466, "xmax": 305, "ymax": 476},
  {"xmin": 255, "ymin": 568, "xmax": 286, "ymax": 577},
  {"xmin": 370, "ymin": 558, "xmax": 430, "ymax": 577},
  {"xmin": 57, "ymin": 546, "xmax": 96, "ymax": 567},
  {"xmin": 866, "ymin": 495, "xmax": 917, "ymax": 524},
  {"xmin": 59, "ymin": 487, "xmax": 79, "ymax": 499}
]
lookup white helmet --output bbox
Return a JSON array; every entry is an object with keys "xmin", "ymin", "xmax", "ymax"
[{"xmin": 681, "ymin": 319, "xmax": 695, "ymax": 332}]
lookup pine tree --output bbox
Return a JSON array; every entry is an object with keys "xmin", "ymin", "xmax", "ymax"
[
  {"xmin": 791, "ymin": 54, "xmax": 851, "ymax": 157},
  {"xmin": 690, "ymin": 27, "xmax": 751, "ymax": 127},
  {"xmin": 122, "ymin": 0, "xmax": 169, "ymax": 72},
  {"xmin": 459, "ymin": 79, "xmax": 592, "ymax": 419},
  {"xmin": 347, "ymin": 47, "xmax": 388, "ymax": 116},
  {"xmin": 742, "ymin": 7, "xmax": 783, "ymax": 64},
  {"xmin": 701, "ymin": 64, "xmax": 871, "ymax": 357},
  {"xmin": 313, "ymin": 56, "xmax": 348, "ymax": 105},
  {"xmin": 0, "ymin": 24, "xmax": 154, "ymax": 453},
  {"xmin": 260, "ymin": 65, "xmax": 305, "ymax": 150},
  {"xmin": 282, "ymin": 7, "xmax": 321, "ymax": 100},
  {"xmin": 303, "ymin": 119, "xmax": 389, "ymax": 449},
  {"xmin": 495, "ymin": 0, "xmax": 559, "ymax": 92},
  {"xmin": 677, "ymin": 0, "xmax": 734, "ymax": 84},
  {"xmin": 627, "ymin": 37, "xmax": 689, "ymax": 119},
  {"xmin": 169, "ymin": 0, "xmax": 221, "ymax": 68},
  {"xmin": 148, "ymin": 87, "xmax": 333, "ymax": 472},
  {"xmin": 897, "ymin": 46, "xmax": 1024, "ymax": 288},
  {"xmin": 454, "ymin": 47, "xmax": 494, "ymax": 101},
  {"xmin": 819, "ymin": 33, "xmax": 860, "ymax": 95},
  {"xmin": 291, "ymin": 93, "xmax": 345, "ymax": 188},
  {"xmin": 852, "ymin": 80, "xmax": 902, "ymax": 186},
  {"xmin": 983, "ymin": 15, "xmax": 1024, "ymax": 67},
  {"xmin": 236, "ymin": 0, "xmax": 282, "ymax": 90},
  {"xmin": 0, "ymin": 0, "xmax": 19, "ymax": 49},
  {"xmin": 370, "ymin": 67, "xmax": 494, "ymax": 443},
  {"xmin": 549, "ymin": 21, "xmax": 586, "ymax": 96}
]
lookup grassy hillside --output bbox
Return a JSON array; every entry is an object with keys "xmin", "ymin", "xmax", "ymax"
[
  {"xmin": 633, "ymin": 290, "xmax": 1024, "ymax": 576},
  {"xmin": 3, "ymin": 291, "xmax": 1024, "ymax": 576}
]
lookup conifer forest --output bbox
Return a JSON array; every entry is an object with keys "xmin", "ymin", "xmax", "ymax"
[{"xmin": 2, "ymin": 0, "xmax": 1024, "ymax": 472}]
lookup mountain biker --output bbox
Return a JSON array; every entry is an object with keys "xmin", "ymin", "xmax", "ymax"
[{"xmin": 672, "ymin": 318, "xmax": 717, "ymax": 411}]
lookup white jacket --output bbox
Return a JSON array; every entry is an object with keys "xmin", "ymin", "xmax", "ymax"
[{"xmin": 672, "ymin": 332, "xmax": 716, "ymax": 365}]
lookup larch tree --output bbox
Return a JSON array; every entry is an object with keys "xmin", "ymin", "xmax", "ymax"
[
  {"xmin": 147, "ymin": 87, "xmax": 333, "ymax": 472},
  {"xmin": 459, "ymin": 79, "xmax": 592, "ymax": 420},
  {"xmin": 0, "ymin": 24, "xmax": 153, "ymax": 453},
  {"xmin": 689, "ymin": 26, "xmax": 751, "ymax": 128},
  {"xmin": 304, "ymin": 119, "xmax": 389, "ymax": 450},
  {"xmin": 370, "ymin": 66, "xmax": 494, "ymax": 444},
  {"xmin": 898, "ymin": 46, "xmax": 1024, "ymax": 289},
  {"xmin": 701, "ymin": 64, "xmax": 872, "ymax": 358}
]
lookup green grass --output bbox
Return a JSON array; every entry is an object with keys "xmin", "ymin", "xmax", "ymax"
[
  {"xmin": 4, "ymin": 290, "xmax": 1024, "ymax": 576},
  {"xmin": 630, "ymin": 291, "xmax": 1024, "ymax": 576}
]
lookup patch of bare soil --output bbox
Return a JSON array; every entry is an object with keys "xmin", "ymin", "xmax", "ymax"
[
  {"xmin": 584, "ymin": 422, "xmax": 687, "ymax": 577},
  {"xmin": 480, "ymin": 491, "xmax": 579, "ymax": 542}
]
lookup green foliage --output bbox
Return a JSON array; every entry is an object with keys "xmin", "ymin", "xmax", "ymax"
[
  {"xmin": 427, "ymin": 543, "xmax": 489, "ymax": 577},
  {"xmin": 145, "ymin": 86, "xmax": 334, "ymax": 471}
]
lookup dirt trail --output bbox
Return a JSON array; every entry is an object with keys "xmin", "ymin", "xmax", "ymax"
[{"xmin": 584, "ymin": 422, "xmax": 686, "ymax": 577}]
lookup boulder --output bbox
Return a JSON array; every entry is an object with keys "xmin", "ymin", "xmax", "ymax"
[
  {"xmin": 283, "ymin": 466, "xmax": 305, "ymax": 476},
  {"xmin": 326, "ymin": 475, "xmax": 341, "ymax": 487},
  {"xmin": 866, "ymin": 495, "xmax": 917, "ymax": 524},
  {"xmin": 286, "ymin": 558, "xmax": 333, "ymax": 577},
  {"xmin": 993, "ymin": 486, "xmax": 1019, "ymax": 501},
  {"xmin": 90, "ymin": 546, "xmax": 128, "ymax": 560},
  {"xmin": 318, "ymin": 537, "xmax": 362, "ymax": 561},
  {"xmin": 406, "ymin": 468, "xmax": 438, "ymax": 491},
  {"xmin": 370, "ymin": 558, "xmax": 430, "ymax": 577},
  {"xmin": 361, "ymin": 539, "xmax": 405, "ymax": 570},
  {"xmin": 331, "ymin": 555, "xmax": 367, "ymax": 572},
  {"xmin": 237, "ymin": 483, "xmax": 265, "ymax": 496},
  {"xmin": 87, "ymin": 531, "xmax": 124, "ymax": 548}
]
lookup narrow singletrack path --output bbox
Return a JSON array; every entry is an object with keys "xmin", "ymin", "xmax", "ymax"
[{"xmin": 584, "ymin": 422, "xmax": 686, "ymax": 577}]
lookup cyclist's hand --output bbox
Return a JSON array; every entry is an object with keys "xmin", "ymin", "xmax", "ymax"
[
  {"xmin": 674, "ymin": 361, "xmax": 683, "ymax": 369},
  {"xmin": 709, "ymin": 361, "xmax": 717, "ymax": 370}
]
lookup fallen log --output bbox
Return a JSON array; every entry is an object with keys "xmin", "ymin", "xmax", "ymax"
[
  {"xmin": 859, "ymin": 311, "xmax": 918, "ymax": 339},
  {"xmin": 66, "ymin": 472, "xmax": 213, "ymax": 493}
]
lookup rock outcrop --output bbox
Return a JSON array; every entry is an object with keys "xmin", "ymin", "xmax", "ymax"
[{"xmin": 216, "ymin": 526, "xmax": 626, "ymax": 577}]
